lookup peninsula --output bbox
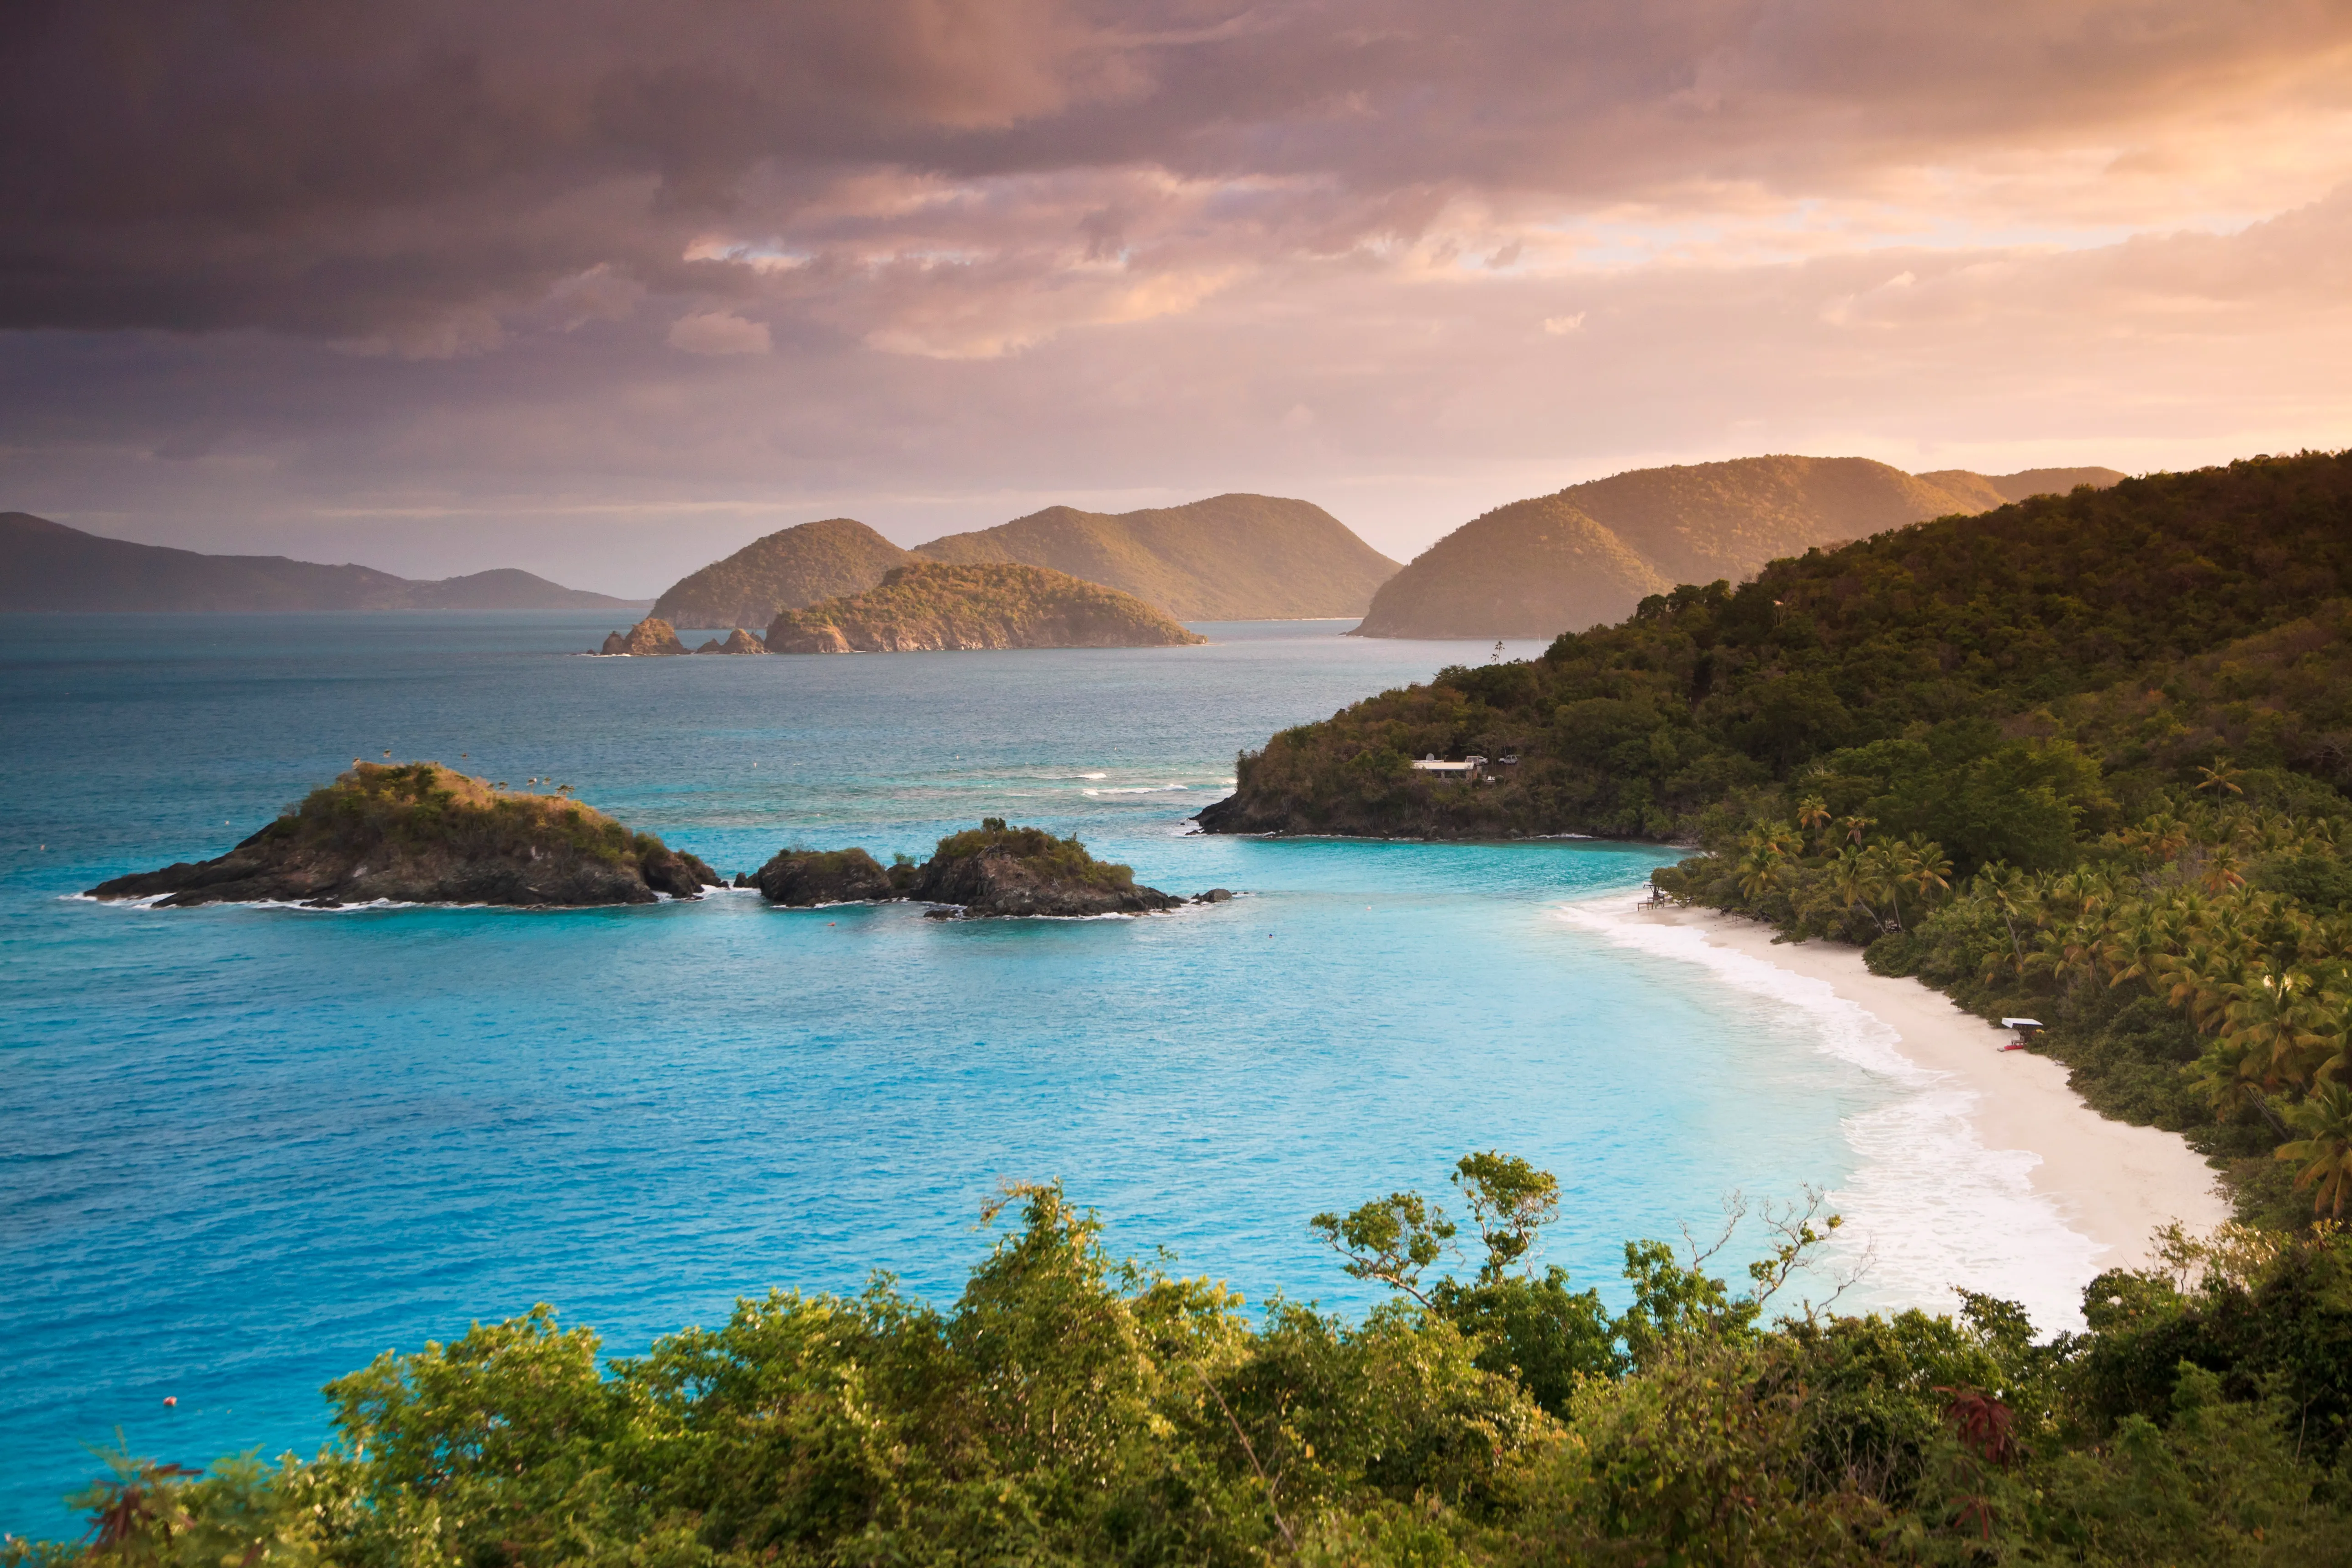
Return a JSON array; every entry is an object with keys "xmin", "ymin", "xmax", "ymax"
[
  {"xmin": 765, "ymin": 562, "xmax": 1204, "ymax": 652},
  {"xmin": 87, "ymin": 762, "xmax": 719, "ymax": 908}
]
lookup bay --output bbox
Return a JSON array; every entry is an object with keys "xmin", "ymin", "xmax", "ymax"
[{"xmin": 0, "ymin": 613, "xmax": 1891, "ymax": 1536}]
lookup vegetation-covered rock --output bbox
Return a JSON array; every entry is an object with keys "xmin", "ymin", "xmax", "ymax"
[
  {"xmin": 85, "ymin": 762, "xmax": 717, "ymax": 908},
  {"xmin": 746, "ymin": 820, "xmax": 1181, "ymax": 916},
  {"xmin": 766, "ymin": 561, "xmax": 1206, "ymax": 653},
  {"xmin": 743, "ymin": 846, "xmax": 903, "ymax": 905},
  {"xmin": 19, "ymin": 1155, "xmax": 2350, "ymax": 1567},
  {"xmin": 912, "ymin": 818, "xmax": 1181, "ymax": 915}
]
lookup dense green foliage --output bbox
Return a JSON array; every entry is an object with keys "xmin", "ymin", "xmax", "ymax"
[
  {"xmin": 1209, "ymin": 452, "xmax": 2352, "ymax": 1223},
  {"xmin": 1209, "ymin": 454, "xmax": 2352, "ymax": 841},
  {"xmin": 926, "ymin": 818, "xmax": 1142, "ymax": 892},
  {"xmin": 269, "ymin": 762, "xmax": 704, "ymax": 879},
  {"xmin": 17, "ymin": 1160, "xmax": 2352, "ymax": 1566}
]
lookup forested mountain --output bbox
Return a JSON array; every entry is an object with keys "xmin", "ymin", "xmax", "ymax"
[
  {"xmin": 649, "ymin": 517, "xmax": 912, "ymax": 628},
  {"xmin": 1353, "ymin": 456, "xmax": 2123, "ymax": 638},
  {"xmin": 0, "ymin": 512, "xmax": 638, "ymax": 612},
  {"xmin": 912, "ymin": 494, "xmax": 1399, "ymax": 620}
]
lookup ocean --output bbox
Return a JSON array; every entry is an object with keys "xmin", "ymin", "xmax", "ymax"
[{"xmin": 0, "ymin": 613, "xmax": 2095, "ymax": 1536}]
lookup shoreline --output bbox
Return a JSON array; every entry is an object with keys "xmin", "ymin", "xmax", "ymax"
[{"xmin": 1609, "ymin": 901, "xmax": 2230, "ymax": 1285}]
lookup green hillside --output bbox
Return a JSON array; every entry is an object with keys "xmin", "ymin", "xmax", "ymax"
[
  {"xmin": 1208, "ymin": 450, "xmax": 2352, "ymax": 1225},
  {"xmin": 913, "ymin": 493, "xmax": 1399, "ymax": 620},
  {"xmin": 1354, "ymin": 457, "xmax": 2123, "ymax": 639},
  {"xmin": 650, "ymin": 517, "xmax": 912, "ymax": 628},
  {"xmin": 765, "ymin": 560, "xmax": 1207, "ymax": 652}
]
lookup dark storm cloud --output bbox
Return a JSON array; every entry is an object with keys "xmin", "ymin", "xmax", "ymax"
[{"xmin": 7, "ymin": 0, "xmax": 2351, "ymax": 346}]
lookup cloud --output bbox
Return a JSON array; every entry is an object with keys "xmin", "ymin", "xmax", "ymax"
[
  {"xmin": 666, "ymin": 310, "xmax": 771, "ymax": 354},
  {"xmin": 5, "ymin": 1, "xmax": 2352, "ymax": 589},
  {"xmin": 5, "ymin": 0, "xmax": 2351, "ymax": 348}
]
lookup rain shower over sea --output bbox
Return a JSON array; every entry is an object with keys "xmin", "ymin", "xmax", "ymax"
[{"xmin": 1, "ymin": 613, "xmax": 2099, "ymax": 1534}]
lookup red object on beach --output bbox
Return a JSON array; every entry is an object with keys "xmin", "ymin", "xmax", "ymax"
[{"xmin": 163, "ymin": 1396, "xmax": 176, "ymax": 1406}]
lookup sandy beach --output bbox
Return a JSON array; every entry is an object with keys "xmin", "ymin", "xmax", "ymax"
[{"xmin": 1625, "ymin": 903, "xmax": 2231, "ymax": 1277}]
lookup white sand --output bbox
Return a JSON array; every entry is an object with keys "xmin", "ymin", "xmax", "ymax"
[{"xmin": 1625, "ymin": 903, "xmax": 2230, "ymax": 1275}]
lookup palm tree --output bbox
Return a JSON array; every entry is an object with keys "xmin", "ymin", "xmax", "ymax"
[
  {"xmin": 2196, "ymin": 756, "xmax": 2246, "ymax": 796},
  {"xmin": 2274, "ymin": 1082, "xmax": 2352, "ymax": 1218},
  {"xmin": 1827, "ymin": 847, "xmax": 1882, "ymax": 931},
  {"xmin": 1904, "ymin": 841, "xmax": 1953, "ymax": 908},
  {"xmin": 1735, "ymin": 843, "xmax": 1783, "ymax": 905},
  {"xmin": 1981, "ymin": 863, "xmax": 2033, "ymax": 975},
  {"xmin": 2218, "ymin": 966, "xmax": 2323, "ymax": 1090},
  {"xmin": 1796, "ymin": 796, "xmax": 1831, "ymax": 852},
  {"xmin": 1865, "ymin": 842, "xmax": 1909, "ymax": 931}
]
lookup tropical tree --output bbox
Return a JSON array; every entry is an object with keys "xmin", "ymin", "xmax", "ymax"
[
  {"xmin": 2274, "ymin": 1082, "xmax": 2352, "ymax": 1217},
  {"xmin": 1826, "ymin": 846, "xmax": 1883, "ymax": 931},
  {"xmin": 2196, "ymin": 756, "xmax": 2246, "ymax": 796}
]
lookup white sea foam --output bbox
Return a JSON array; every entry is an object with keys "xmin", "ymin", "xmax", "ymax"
[
  {"xmin": 1552, "ymin": 895, "xmax": 2105, "ymax": 1333},
  {"xmin": 1082, "ymin": 783, "xmax": 1191, "ymax": 796}
]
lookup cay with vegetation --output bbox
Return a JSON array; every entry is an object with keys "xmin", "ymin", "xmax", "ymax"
[
  {"xmin": 743, "ymin": 819, "xmax": 1214, "ymax": 916},
  {"xmin": 86, "ymin": 762, "xmax": 718, "ymax": 908},
  {"xmin": 765, "ymin": 562, "xmax": 1206, "ymax": 653}
]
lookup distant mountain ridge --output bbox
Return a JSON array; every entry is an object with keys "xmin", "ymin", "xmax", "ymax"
[
  {"xmin": 1, "ymin": 512, "xmax": 641, "ymax": 612},
  {"xmin": 651, "ymin": 494, "xmax": 1401, "ymax": 629},
  {"xmin": 912, "ymin": 495, "xmax": 1399, "ymax": 620},
  {"xmin": 1353, "ymin": 457, "xmax": 2126, "ymax": 639}
]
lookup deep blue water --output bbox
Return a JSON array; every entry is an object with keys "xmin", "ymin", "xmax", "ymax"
[{"xmin": 0, "ymin": 614, "xmax": 1898, "ymax": 1536}]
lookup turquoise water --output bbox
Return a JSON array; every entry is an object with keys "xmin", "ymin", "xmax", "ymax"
[{"xmin": 0, "ymin": 615, "xmax": 1902, "ymax": 1536}]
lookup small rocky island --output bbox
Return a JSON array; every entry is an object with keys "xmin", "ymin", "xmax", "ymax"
[
  {"xmin": 765, "ymin": 562, "xmax": 1205, "ymax": 653},
  {"xmin": 741, "ymin": 818, "xmax": 1231, "ymax": 917},
  {"xmin": 598, "ymin": 618, "xmax": 769, "ymax": 655},
  {"xmin": 87, "ymin": 762, "xmax": 720, "ymax": 908}
]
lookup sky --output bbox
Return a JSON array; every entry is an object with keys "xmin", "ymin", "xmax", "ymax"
[{"xmin": 5, "ymin": 0, "xmax": 2351, "ymax": 596}]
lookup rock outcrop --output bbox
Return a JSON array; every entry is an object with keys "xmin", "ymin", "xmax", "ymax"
[
  {"xmin": 601, "ymin": 618, "xmax": 687, "ymax": 655},
  {"xmin": 693, "ymin": 628, "xmax": 768, "ymax": 654},
  {"xmin": 745, "ymin": 819, "xmax": 1191, "ymax": 917},
  {"xmin": 744, "ymin": 847, "xmax": 906, "ymax": 905},
  {"xmin": 912, "ymin": 824, "xmax": 1183, "ymax": 916},
  {"xmin": 766, "ymin": 562, "xmax": 1205, "ymax": 653},
  {"xmin": 86, "ymin": 762, "xmax": 719, "ymax": 908}
]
